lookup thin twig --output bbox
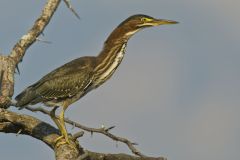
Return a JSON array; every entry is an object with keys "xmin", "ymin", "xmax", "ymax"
[
  {"xmin": 16, "ymin": 64, "xmax": 20, "ymax": 74},
  {"xmin": 63, "ymin": 0, "xmax": 80, "ymax": 19},
  {"xmin": 25, "ymin": 106, "xmax": 146, "ymax": 157},
  {"xmin": 73, "ymin": 131, "xmax": 84, "ymax": 140},
  {"xmin": 16, "ymin": 129, "xmax": 22, "ymax": 136},
  {"xmin": 36, "ymin": 37, "xmax": 52, "ymax": 44}
]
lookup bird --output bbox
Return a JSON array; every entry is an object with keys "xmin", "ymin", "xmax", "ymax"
[{"xmin": 15, "ymin": 14, "xmax": 178, "ymax": 146}]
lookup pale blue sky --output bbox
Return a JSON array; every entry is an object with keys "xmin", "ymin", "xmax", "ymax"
[{"xmin": 1, "ymin": 0, "xmax": 240, "ymax": 160}]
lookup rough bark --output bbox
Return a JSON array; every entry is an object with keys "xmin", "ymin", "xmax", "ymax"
[{"xmin": 0, "ymin": 108, "xmax": 82, "ymax": 159}]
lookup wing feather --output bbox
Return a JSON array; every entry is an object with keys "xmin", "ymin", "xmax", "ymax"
[{"xmin": 15, "ymin": 56, "xmax": 96, "ymax": 107}]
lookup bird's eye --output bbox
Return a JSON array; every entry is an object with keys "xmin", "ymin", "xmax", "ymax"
[
  {"xmin": 141, "ymin": 18, "xmax": 147, "ymax": 22},
  {"xmin": 141, "ymin": 17, "xmax": 151, "ymax": 22}
]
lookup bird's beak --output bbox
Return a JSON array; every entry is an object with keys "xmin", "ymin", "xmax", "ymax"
[{"xmin": 152, "ymin": 19, "xmax": 179, "ymax": 26}]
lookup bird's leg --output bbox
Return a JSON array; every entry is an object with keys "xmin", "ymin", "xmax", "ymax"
[
  {"xmin": 55, "ymin": 103, "xmax": 76, "ymax": 148},
  {"xmin": 50, "ymin": 106, "xmax": 60, "ymax": 128},
  {"xmin": 59, "ymin": 104, "xmax": 70, "ymax": 143},
  {"xmin": 50, "ymin": 106, "xmax": 65, "ymax": 143}
]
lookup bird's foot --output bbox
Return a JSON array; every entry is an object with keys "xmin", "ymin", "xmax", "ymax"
[
  {"xmin": 54, "ymin": 135, "xmax": 66, "ymax": 147},
  {"xmin": 54, "ymin": 135, "xmax": 77, "ymax": 150},
  {"xmin": 54, "ymin": 135, "xmax": 65, "ymax": 142}
]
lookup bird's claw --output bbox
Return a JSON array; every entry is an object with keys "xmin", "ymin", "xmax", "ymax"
[
  {"xmin": 54, "ymin": 135, "xmax": 77, "ymax": 151},
  {"xmin": 54, "ymin": 135, "xmax": 66, "ymax": 146}
]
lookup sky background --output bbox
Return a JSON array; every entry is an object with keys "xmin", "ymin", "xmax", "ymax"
[{"xmin": 1, "ymin": 0, "xmax": 240, "ymax": 160}]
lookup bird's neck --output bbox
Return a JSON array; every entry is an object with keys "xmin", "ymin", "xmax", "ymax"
[
  {"xmin": 97, "ymin": 27, "xmax": 133, "ymax": 61},
  {"xmin": 93, "ymin": 27, "xmax": 136, "ymax": 86}
]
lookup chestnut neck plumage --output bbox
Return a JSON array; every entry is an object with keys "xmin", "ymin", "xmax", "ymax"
[{"xmin": 93, "ymin": 24, "xmax": 139, "ymax": 87}]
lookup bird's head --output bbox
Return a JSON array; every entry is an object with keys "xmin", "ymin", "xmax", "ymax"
[
  {"xmin": 117, "ymin": 14, "xmax": 178, "ymax": 37},
  {"xmin": 105, "ymin": 14, "xmax": 178, "ymax": 45}
]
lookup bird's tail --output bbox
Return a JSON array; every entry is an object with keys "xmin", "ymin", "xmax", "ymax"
[{"xmin": 15, "ymin": 87, "xmax": 37, "ymax": 109}]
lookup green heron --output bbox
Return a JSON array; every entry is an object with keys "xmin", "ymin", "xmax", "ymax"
[{"xmin": 15, "ymin": 14, "xmax": 178, "ymax": 146}]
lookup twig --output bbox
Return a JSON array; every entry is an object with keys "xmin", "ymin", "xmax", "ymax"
[
  {"xmin": 16, "ymin": 129, "xmax": 22, "ymax": 136},
  {"xmin": 63, "ymin": 0, "xmax": 80, "ymax": 19},
  {"xmin": 73, "ymin": 131, "xmax": 84, "ymax": 140},
  {"xmin": 36, "ymin": 37, "xmax": 52, "ymax": 44},
  {"xmin": 16, "ymin": 64, "xmax": 20, "ymax": 74},
  {"xmin": 25, "ymin": 106, "xmax": 146, "ymax": 157}
]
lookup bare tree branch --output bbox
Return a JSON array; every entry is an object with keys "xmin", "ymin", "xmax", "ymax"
[
  {"xmin": 0, "ymin": 108, "xmax": 166, "ymax": 160},
  {"xmin": 0, "ymin": 108, "xmax": 82, "ymax": 160},
  {"xmin": 0, "ymin": 0, "xmax": 61, "ymax": 108},
  {"xmin": 9, "ymin": 0, "xmax": 61, "ymax": 62},
  {"xmin": 25, "ymin": 106, "xmax": 146, "ymax": 157}
]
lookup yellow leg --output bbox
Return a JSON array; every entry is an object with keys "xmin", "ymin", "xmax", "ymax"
[
  {"xmin": 50, "ymin": 104, "xmax": 76, "ymax": 148},
  {"xmin": 57, "ymin": 104, "xmax": 76, "ymax": 148},
  {"xmin": 58, "ymin": 105, "xmax": 70, "ymax": 144},
  {"xmin": 50, "ymin": 106, "xmax": 62, "ymax": 130},
  {"xmin": 50, "ymin": 107, "xmax": 65, "ymax": 143}
]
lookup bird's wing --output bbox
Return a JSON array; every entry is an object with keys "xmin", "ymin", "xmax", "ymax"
[
  {"xmin": 37, "ymin": 57, "xmax": 94, "ymax": 83},
  {"xmin": 35, "ymin": 69, "xmax": 93, "ymax": 100},
  {"xmin": 16, "ymin": 57, "xmax": 96, "ymax": 106},
  {"xmin": 34, "ymin": 57, "xmax": 95, "ymax": 100}
]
